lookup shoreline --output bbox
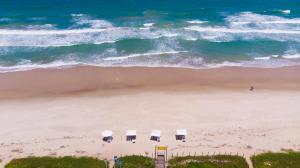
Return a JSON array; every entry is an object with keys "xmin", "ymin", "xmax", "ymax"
[{"xmin": 1, "ymin": 65, "xmax": 300, "ymax": 99}]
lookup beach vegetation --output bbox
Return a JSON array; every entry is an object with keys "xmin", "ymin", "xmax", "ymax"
[
  {"xmin": 167, "ymin": 155, "xmax": 248, "ymax": 168},
  {"xmin": 115, "ymin": 155, "xmax": 155, "ymax": 168},
  {"xmin": 5, "ymin": 156, "xmax": 107, "ymax": 168},
  {"xmin": 251, "ymin": 152, "xmax": 300, "ymax": 168}
]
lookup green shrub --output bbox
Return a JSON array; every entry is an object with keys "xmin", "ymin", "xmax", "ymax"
[
  {"xmin": 5, "ymin": 156, "xmax": 107, "ymax": 168},
  {"xmin": 168, "ymin": 155, "xmax": 248, "ymax": 168},
  {"xmin": 115, "ymin": 155, "xmax": 155, "ymax": 168},
  {"xmin": 251, "ymin": 152, "xmax": 300, "ymax": 168}
]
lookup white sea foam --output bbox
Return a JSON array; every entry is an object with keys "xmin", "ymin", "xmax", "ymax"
[
  {"xmin": 205, "ymin": 57, "xmax": 300, "ymax": 69},
  {"xmin": 0, "ymin": 27, "xmax": 161, "ymax": 46},
  {"xmin": 184, "ymin": 12, "xmax": 300, "ymax": 42},
  {"xmin": 186, "ymin": 37, "xmax": 197, "ymax": 41},
  {"xmin": 231, "ymin": 20, "xmax": 300, "ymax": 25},
  {"xmin": 161, "ymin": 33, "xmax": 178, "ymax": 37},
  {"xmin": 143, "ymin": 23, "xmax": 155, "ymax": 27},
  {"xmin": 205, "ymin": 61, "xmax": 242, "ymax": 68},
  {"xmin": 187, "ymin": 20, "xmax": 207, "ymax": 24},
  {"xmin": 0, "ymin": 20, "xmax": 181, "ymax": 46},
  {"xmin": 76, "ymin": 19, "xmax": 113, "ymax": 29},
  {"xmin": 227, "ymin": 12, "xmax": 300, "ymax": 29},
  {"xmin": 139, "ymin": 27, "xmax": 150, "ymax": 30},
  {"xmin": 254, "ymin": 54, "xmax": 300, "ymax": 60},
  {"xmin": 71, "ymin": 14, "xmax": 113, "ymax": 29},
  {"xmin": 25, "ymin": 24, "xmax": 56, "ymax": 30},
  {"xmin": 280, "ymin": 10, "xmax": 291, "ymax": 14},
  {"xmin": 103, "ymin": 51, "xmax": 188, "ymax": 61},
  {"xmin": 282, "ymin": 54, "xmax": 300, "ymax": 59},
  {"xmin": 1, "ymin": 12, "xmax": 300, "ymax": 47},
  {"xmin": 71, "ymin": 14, "xmax": 84, "ymax": 17},
  {"xmin": 0, "ymin": 28, "xmax": 116, "ymax": 47},
  {"xmin": 0, "ymin": 28, "xmax": 108, "ymax": 35},
  {"xmin": 0, "ymin": 60, "xmax": 81, "ymax": 73},
  {"xmin": 254, "ymin": 56, "xmax": 271, "ymax": 60},
  {"xmin": 1, "ymin": 54, "xmax": 300, "ymax": 73},
  {"xmin": 185, "ymin": 26, "xmax": 300, "ymax": 34}
]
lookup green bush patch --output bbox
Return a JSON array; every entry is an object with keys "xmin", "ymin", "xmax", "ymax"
[
  {"xmin": 168, "ymin": 155, "xmax": 248, "ymax": 168},
  {"xmin": 5, "ymin": 156, "xmax": 107, "ymax": 168},
  {"xmin": 115, "ymin": 155, "xmax": 155, "ymax": 168},
  {"xmin": 251, "ymin": 152, "xmax": 300, "ymax": 168}
]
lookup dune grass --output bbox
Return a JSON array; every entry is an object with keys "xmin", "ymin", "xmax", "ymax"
[
  {"xmin": 251, "ymin": 152, "xmax": 300, "ymax": 168},
  {"xmin": 5, "ymin": 156, "xmax": 107, "ymax": 168},
  {"xmin": 167, "ymin": 155, "xmax": 248, "ymax": 168},
  {"xmin": 115, "ymin": 155, "xmax": 155, "ymax": 168}
]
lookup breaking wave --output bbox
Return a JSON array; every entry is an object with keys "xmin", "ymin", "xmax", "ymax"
[
  {"xmin": 185, "ymin": 12, "xmax": 300, "ymax": 42},
  {"xmin": 103, "ymin": 51, "xmax": 187, "ymax": 61},
  {"xmin": 1, "ymin": 12, "xmax": 300, "ymax": 71},
  {"xmin": 1, "ymin": 12, "xmax": 300, "ymax": 47},
  {"xmin": 1, "ymin": 51, "xmax": 300, "ymax": 73}
]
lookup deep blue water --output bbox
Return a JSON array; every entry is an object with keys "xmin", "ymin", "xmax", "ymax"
[{"xmin": 1, "ymin": 0, "xmax": 300, "ymax": 71}]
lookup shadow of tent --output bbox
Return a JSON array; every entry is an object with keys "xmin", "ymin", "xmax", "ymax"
[
  {"xmin": 175, "ymin": 135, "xmax": 185, "ymax": 140},
  {"xmin": 150, "ymin": 136, "xmax": 160, "ymax": 142},
  {"xmin": 126, "ymin": 135, "xmax": 136, "ymax": 141},
  {"xmin": 103, "ymin": 136, "xmax": 113, "ymax": 143}
]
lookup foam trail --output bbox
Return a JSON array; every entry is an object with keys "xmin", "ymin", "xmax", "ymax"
[
  {"xmin": 204, "ymin": 61, "xmax": 242, "ymax": 68},
  {"xmin": 185, "ymin": 26, "xmax": 300, "ymax": 34},
  {"xmin": 226, "ymin": 12, "xmax": 300, "ymax": 32},
  {"xmin": 0, "ymin": 27, "xmax": 160, "ymax": 46},
  {"xmin": 187, "ymin": 20, "xmax": 207, "ymax": 24},
  {"xmin": 25, "ymin": 24, "xmax": 55, "ymax": 30},
  {"xmin": 183, "ymin": 12, "xmax": 300, "ymax": 42},
  {"xmin": 0, "ymin": 61, "xmax": 81, "ymax": 73},
  {"xmin": 0, "ymin": 28, "xmax": 109, "ymax": 35},
  {"xmin": 162, "ymin": 33, "xmax": 178, "ymax": 37},
  {"xmin": 231, "ymin": 20, "xmax": 300, "ymax": 24},
  {"xmin": 143, "ymin": 23, "xmax": 155, "ymax": 27},
  {"xmin": 280, "ymin": 10, "xmax": 291, "ymax": 14},
  {"xmin": 71, "ymin": 14, "xmax": 84, "ymax": 17},
  {"xmin": 282, "ymin": 54, "xmax": 300, "ymax": 59},
  {"xmin": 103, "ymin": 51, "xmax": 188, "ymax": 61},
  {"xmin": 254, "ymin": 56, "xmax": 271, "ymax": 60},
  {"xmin": 0, "ymin": 27, "xmax": 181, "ymax": 46}
]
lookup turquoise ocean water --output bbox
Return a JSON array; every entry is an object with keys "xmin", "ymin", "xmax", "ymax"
[{"xmin": 1, "ymin": 0, "xmax": 300, "ymax": 72}]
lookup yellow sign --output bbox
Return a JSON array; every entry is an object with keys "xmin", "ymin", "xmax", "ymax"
[{"xmin": 156, "ymin": 146, "xmax": 167, "ymax": 150}]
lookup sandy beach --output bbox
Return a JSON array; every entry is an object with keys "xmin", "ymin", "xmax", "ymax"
[{"xmin": 0, "ymin": 66, "xmax": 300, "ymax": 167}]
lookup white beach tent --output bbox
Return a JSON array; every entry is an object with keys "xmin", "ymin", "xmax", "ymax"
[
  {"xmin": 175, "ymin": 129, "xmax": 187, "ymax": 142},
  {"xmin": 126, "ymin": 130, "xmax": 137, "ymax": 142},
  {"xmin": 150, "ymin": 130, "xmax": 161, "ymax": 142},
  {"xmin": 102, "ymin": 130, "xmax": 113, "ymax": 143}
]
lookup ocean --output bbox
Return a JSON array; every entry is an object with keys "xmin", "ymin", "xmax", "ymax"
[{"xmin": 1, "ymin": 0, "xmax": 300, "ymax": 72}]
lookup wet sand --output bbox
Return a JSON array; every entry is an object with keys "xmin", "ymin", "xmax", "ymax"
[{"xmin": 1, "ymin": 66, "xmax": 300, "ymax": 99}]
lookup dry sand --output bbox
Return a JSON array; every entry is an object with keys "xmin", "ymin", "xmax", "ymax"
[{"xmin": 0, "ymin": 66, "xmax": 300, "ymax": 167}]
